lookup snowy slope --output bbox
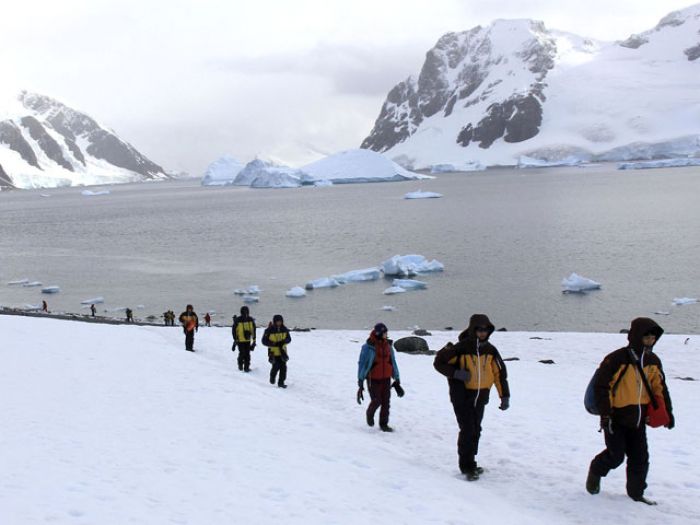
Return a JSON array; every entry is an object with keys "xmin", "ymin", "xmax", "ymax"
[
  {"xmin": 362, "ymin": 5, "xmax": 700, "ymax": 168},
  {"xmin": 0, "ymin": 91, "xmax": 168, "ymax": 189},
  {"xmin": 2, "ymin": 315, "xmax": 699, "ymax": 524}
]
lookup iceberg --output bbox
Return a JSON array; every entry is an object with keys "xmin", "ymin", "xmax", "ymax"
[
  {"xmin": 241, "ymin": 295, "xmax": 259, "ymax": 304},
  {"xmin": 81, "ymin": 189, "xmax": 110, "ymax": 196},
  {"xmin": 383, "ymin": 286, "xmax": 407, "ymax": 295},
  {"xmin": 331, "ymin": 268, "xmax": 381, "ymax": 284},
  {"xmin": 234, "ymin": 286, "xmax": 261, "ymax": 295},
  {"xmin": 617, "ymin": 158, "xmax": 700, "ymax": 170},
  {"xmin": 392, "ymin": 279, "xmax": 427, "ymax": 290},
  {"xmin": 381, "ymin": 255, "xmax": 444, "ymax": 277},
  {"xmin": 302, "ymin": 149, "xmax": 431, "ymax": 184},
  {"xmin": 81, "ymin": 297, "xmax": 105, "ymax": 305},
  {"xmin": 7, "ymin": 279, "xmax": 30, "ymax": 285},
  {"xmin": 23, "ymin": 304, "xmax": 43, "ymax": 311},
  {"xmin": 22, "ymin": 281, "xmax": 42, "ymax": 287},
  {"xmin": 429, "ymin": 162, "xmax": 485, "ymax": 173},
  {"xmin": 285, "ymin": 287, "xmax": 306, "ymax": 298},
  {"xmin": 305, "ymin": 278, "xmax": 340, "ymax": 290},
  {"xmin": 234, "ymin": 159, "xmax": 312, "ymax": 189},
  {"xmin": 41, "ymin": 286, "xmax": 61, "ymax": 294},
  {"xmin": 561, "ymin": 273, "xmax": 601, "ymax": 293},
  {"xmin": 404, "ymin": 190, "xmax": 443, "ymax": 199},
  {"xmin": 201, "ymin": 155, "xmax": 245, "ymax": 186},
  {"xmin": 382, "ymin": 305, "xmax": 397, "ymax": 311},
  {"xmin": 673, "ymin": 297, "xmax": 698, "ymax": 306}
]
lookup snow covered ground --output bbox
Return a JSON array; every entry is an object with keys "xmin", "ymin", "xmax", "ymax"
[{"xmin": 2, "ymin": 316, "xmax": 699, "ymax": 524}]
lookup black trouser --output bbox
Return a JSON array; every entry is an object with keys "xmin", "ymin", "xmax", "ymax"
[
  {"xmin": 590, "ymin": 422, "xmax": 649, "ymax": 499},
  {"xmin": 237, "ymin": 342, "xmax": 252, "ymax": 371},
  {"xmin": 184, "ymin": 328, "xmax": 195, "ymax": 351},
  {"xmin": 270, "ymin": 356, "xmax": 287, "ymax": 385},
  {"xmin": 450, "ymin": 385, "xmax": 488, "ymax": 472},
  {"xmin": 367, "ymin": 378, "xmax": 392, "ymax": 426}
]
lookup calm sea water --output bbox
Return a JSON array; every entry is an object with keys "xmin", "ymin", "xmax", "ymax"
[{"xmin": 1, "ymin": 165, "xmax": 699, "ymax": 333}]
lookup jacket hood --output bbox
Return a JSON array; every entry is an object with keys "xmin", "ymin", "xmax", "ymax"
[
  {"xmin": 627, "ymin": 317, "xmax": 663, "ymax": 350},
  {"xmin": 459, "ymin": 314, "xmax": 495, "ymax": 341},
  {"xmin": 273, "ymin": 314, "xmax": 284, "ymax": 324}
]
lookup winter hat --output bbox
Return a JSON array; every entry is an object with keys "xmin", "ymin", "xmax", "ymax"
[
  {"xmin": 240, "ymin": 306, "xmax": 249, "ymax": 316},
  {"xmin": 373, "ymin": 322, "xmax": 388, "ymax": 337},
  {"xmin": 273, "ymin": 314, "xmax": 284, "ymax": 324}
]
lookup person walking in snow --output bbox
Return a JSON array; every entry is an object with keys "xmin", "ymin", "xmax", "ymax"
[
  {"xmin": 433, "ymin": 314, "xmax": 510, "ymax": 480},
  {"xmin": 90, "ymin": 304, "xmax": 96, "ymax": 317},
  {"xmin": 125, "ymin": 308, "xmax": 134, "ymax": 323},
  {"xmin": 262, "ymin": 314, "xmax": 291, "ymax": 388},
  {"xmin": 232, "ymin": 306, "xmax": 257, "ymax": 372},
  {"xmin": 179, "ymin": 304, "xmax": 199, "ymax": 352},
  {"xmin": 42, "ymin": 300, "xmax": 48, "ymax": 313},
  {"xmin": 204, "ymin": 312, "xmax": 211, "ymax": 327},
  {"xmin": 586, "ymin": 317, "xmax": 674, "ymax": 505},
  {"xmin": 357, "ymin": 323, "xmax": 403, "ymax": 433}
]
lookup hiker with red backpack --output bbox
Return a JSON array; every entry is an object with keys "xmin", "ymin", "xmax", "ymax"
[
  {"xmin": 586, "ymin": 317, "xmax": 674, "ymax": 505},
  {"xmin": 357, "ymin": 323, "xmax": 403, "ymax": 433}
]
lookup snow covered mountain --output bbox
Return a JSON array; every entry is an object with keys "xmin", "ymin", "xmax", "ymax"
[
  {"xmin": 0, "ymin": 91, "xmax": 167, "ymax": 189},
  {"xmin": 362, "ymin": 5, "xmax": 700, "ymax": 168}
]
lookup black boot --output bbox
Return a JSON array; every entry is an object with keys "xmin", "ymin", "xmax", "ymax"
[
  {"xmin": 366, "ymin": 412, "xmax": 374, "ymax": 427},
  {"xmin": 586, "ymin": 468, "xmax": 601, "ymax": 495},
  {"xmin": 631, "ymin": 495, "xmax": 657, "ymax": 505},
  {"xmin": 379, "ymin": 424, "xmax": 393, "ymax": 433}
]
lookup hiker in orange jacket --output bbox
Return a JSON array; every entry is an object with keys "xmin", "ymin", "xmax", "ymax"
[{"xmin": 178, "ymin": 304, "xmax": 199, "ymax": 352}]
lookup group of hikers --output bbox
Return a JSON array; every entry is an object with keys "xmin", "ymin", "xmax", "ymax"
[{"xmin": 173, "ymin": 305, "xmax": 675, "ymax": 504}]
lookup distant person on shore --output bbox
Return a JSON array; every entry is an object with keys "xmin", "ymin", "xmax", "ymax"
[
  {"xmin": 90, "ymin": 304, "xmax": 96, "ymax": 317},
  {"xmin": 204, "ymin": 312, "xmax": 211, "ymax": 327},
  {"xmin": 357, "ymin": 322, "xmax": 402, "ymax": 433},
  {"xmin": 168, "ymin": 310, "xmax": 176, "ymax": 326},
  {"xmin": 262, "ymin": 314, "xmax": 291, "ymax": 388},
  {"xmin": 125, "ymin": 308, "xmax": 134, "ymax": 323},
  {"xmin": 163, "ymin": 311, "xmax": 170, "ymax": 326},
  {"xmin": 232, "ymin": 306, "xmax": 257, "ymax": 372},
  {"xmin": 179, "ymin": 305, "xmax": 199, "ymax": 351},
  {"xmin": 42, "ymin": 300, "xmax": 48, "ymax": 313},
  {"xmin": 586, "ymin": 317, "xmax": 674, "ymax": 505},
  {"xmin": 433, "ymin": 314, "xmax": 510, "ymax": 480}
]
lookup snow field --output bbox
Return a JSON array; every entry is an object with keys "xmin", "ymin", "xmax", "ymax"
[{"xmin": 1, "ymin": 316, "xmax": 699, "ymax": 524}]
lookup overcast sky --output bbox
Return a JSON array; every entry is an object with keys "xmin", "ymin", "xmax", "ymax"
[{"xmin": 1, "ymin": 0, "xmax": 695, "ymax": 174}]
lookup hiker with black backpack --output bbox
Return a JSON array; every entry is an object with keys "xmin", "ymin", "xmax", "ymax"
[
  {"xmin": 262, "ymin": 314, "xmax": 291, "ymax": 388},
  {"xmin": 232, "ymin": 306, "xmax": 256, "ymax": 372},
  {"xmin": 585, "ymin": 317, "xmax": 674, "ymax": 505},
  {"xmin": 433, "ymin": 314, "xmax": 510, "ymax": 481}
]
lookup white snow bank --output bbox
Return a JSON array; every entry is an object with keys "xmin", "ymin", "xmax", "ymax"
[
  {"xmin": 561, "ymin": 273, "xmax": 601, "ymax": 293},
  {"xmin": 672, "ymin": 297, "xmax": 698, "ymax": 306},
  {"xmin": 618, "ymin": 158, "xmax": 700, "ymax": 170},
  {"xmin": 404, "ymin": 190, "xmax": 443, "ymax": 199},
  {"xmin": 331, "ymin": 268, "xmax": 381, "ymax": 283},
  {"xmin": 302, "ymin": 149, "xmax": 431, "ymax": 184},
  {"xmin": 392, "ymin": 279, "xmax": 427, "ymax": 290},
  {"xmin": 381, "ymin": 255, "xmax": 444, "ymax": 277},
  {"xmin": 234, "ymin": 159, "xmax": 311, "ymax": 189},
  {"xmin": 201, "ymin": 155, "xmax": 245, "ymax": 186},
  {"xmin": 285, "ymin": 286, "xmax": 306, "ymax": 298},
  {"xmin": 383, "ymin": 286, "xmax": 407, "ymax": 295},
  {"xmin": 2, "ymin": 316, "xmax": 699, "ymax": 524},
  {"xmin": 81, "ymin": 189, "xmax": 110, "ymax": 196},
  {"xmin": 41, "ymin": 285, "xmax": 60, "ymax": 294},
  {"xmin": 429, "ymin": 162, "xmax": 485, "ymax": 173},
  {"xmin": 80, "ymin": 297, "xmax": 104, "ymax": 305},
  {"xmin": 304, "ymin": 277, "xmax": 340, "ymax": 290},
  {"xmin": 22, "ymin": 281, "xmax": 42, "ymax": 287}
]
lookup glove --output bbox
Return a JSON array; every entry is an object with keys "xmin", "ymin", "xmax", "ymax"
[
  {"xmin": 251, "ymin": 342, "xmax": 256, "ymax": 351},
  {"xmin": 392, "ymin": 381, "xmax": 405, "ymax": 398},
  {"xmin": 282, "ymin": 352, "xmax": 289, "ymax": 362},
  {"xmin": 499, "ymin": 397, "xmax": 510, "ymax": 411},
  {"xmin": 268, "ymin": 353, "xmax": 273, "ymax": 363},
  {"xmin": 231, "ymin": 342, "xmax": 237, "ymax": 352},
  {"xmin": 600, "ymin": 415, "xmax": 613, "ymax": 434},
  {"xmin": 357, "ymin": 387, "xmax": 364, "ymax": 405},
  {"xmin": 666, "ymin": 413, "xmax": 675, "ymax": 430},
  {"xmin": 453, "ymin": 369, "xmax": 470, "ymax": 382},
  {"xmin": 357, "ymin": 379, "xmax": 364, "ymax": 389}
]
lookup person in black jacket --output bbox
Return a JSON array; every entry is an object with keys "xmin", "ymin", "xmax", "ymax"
[
  {"xmin": 178, "ymin": 305, "xmax": 199, "ymax": 352},
  {"xmin": 232, "ymin": 306, "xmax": 257, "ymax": 372},
  {"xmin": 586, "ymin": 317, "xmax": 674, "ymax": 505},
  {"xmin": 262, "ymin": 314, "xmax": 291, "ymax": 388},
  {"xmin": 433, "ymin": 314, "xmax": 510, "ymax": 480}
]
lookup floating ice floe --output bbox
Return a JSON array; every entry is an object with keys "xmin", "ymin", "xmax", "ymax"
[
  {"xmin": 23, "ymin": 304, "xmax": 42, "ymax": 311},
  {"xmin": 404, "ymin": 190, "xmax": 443, "ymax": 200},
  {"xmin": 201, "ymin": 155, "xmax": 245, "ymax": 186},
  {"xmin": 429, "ymin": 162, "xmax": 485, "ymax": 173},
  {"xmin": 285, "ymin": 287, "xmax": 306, "ymax": 298},
  {"xmin": 302, "ymin": 149, "xmax": 431, "ymax": 184},
  {"xmin": 234, "ymin": 159, "xmax": 312, "ymax": 189},
  {"xmin": 40, "ymin": 193, "xmax": 51, "ymax": 198},
  {"xmin": 305, "ymin": 278, "xmax": 340, "ymax": 290},
  {"xmin": 22, "ymin": 281, "xmax": 42, "ymax": 287},
  {"xmin": 673, "ymin": 297, "xmax": 698, "ymax": 306},
  {"xmin": 392, "ymin": 279, "xmax": 427, "ymax": 290},
  {"xmin": 41, "ymin": 286, "xmax": 61, "ymax": 294},
  {"xmin": 234, "ymin": 286, "xmax": 261, "ymax": 295},
  {"xmin": 383, "ymin": 286, "xmax": 407, "ymax": 295},
  {"xmin": 81, "ymin": 190, "xmax": 110, "ymax": 196},
  {"xmin": 331, "ymin": 268, "xmax": 381, "ymax": 284},
  {"xmin": 313, "ymin": 180, "xmax": 333, "ymax": 187},
  {"xmin": 618, "ymin": 158, "xmax": 700, "ymax": 170},
  {"xmin": 561, "ymin": 273, "xmax": 601, "ymax": 293},
  {"xmin": 80, "ymin": 297, "xmax": 105, "ymax": 305},
  {"xmin": 654, "ymin": 311, "xmax": 671, "ymax": 316},
  {"xmin": 382, "ymin": 305, "xmax": 396, "ymax": 311},
  {"xmin": 242, "ymin": 295, "xmax": 259, "ymax": 304},
  {"xmin": 381, "ymin": 255, "xmax": 444, "ymax": 277},
  {"xmin": 7, "ymin": 279, "xmax": 30, "ymax": 285}
]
